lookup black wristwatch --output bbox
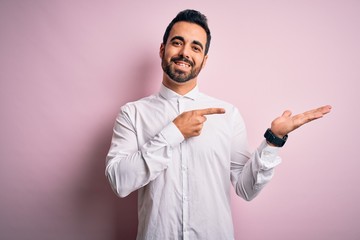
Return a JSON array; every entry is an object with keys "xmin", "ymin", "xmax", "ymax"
[{"xmin": 264, "ymin": 128, "xmax": 288, "ymax": 147}]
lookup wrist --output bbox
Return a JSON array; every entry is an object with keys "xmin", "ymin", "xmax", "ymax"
[
  {"xmin": 264, "ymin": 128, "xmax": 288, "ymax": 147},
  {"xmin": 270, "ymin": 129, "xmax": 285, "ymax": 139}
]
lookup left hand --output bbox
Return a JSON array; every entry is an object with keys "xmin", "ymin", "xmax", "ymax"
[{"xmin": 270, "ymin": 105, "xmax": 332, "ymax": 138}]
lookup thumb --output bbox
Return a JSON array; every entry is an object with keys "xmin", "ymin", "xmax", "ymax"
[{"xmin": 282, "ymin": 110, "xmax": 292, "ymax": 117}]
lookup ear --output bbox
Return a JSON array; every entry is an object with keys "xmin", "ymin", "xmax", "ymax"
[
  {"xmin": 159, "ymin": 43, "xmax": 165, "ymax": 58},
  {"xmin": 201, "ymin": 55, "xmax": 208, "ymax": 69}
]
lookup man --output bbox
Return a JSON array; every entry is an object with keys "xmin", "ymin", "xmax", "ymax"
[{"xmin": 105, "ymin": 9, "xmax": 331, "ymax": 240}]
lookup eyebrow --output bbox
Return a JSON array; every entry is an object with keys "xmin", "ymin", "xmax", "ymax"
[{"xmin": 170, "ymin": 36, "xmax": 204, "ymax": 51}]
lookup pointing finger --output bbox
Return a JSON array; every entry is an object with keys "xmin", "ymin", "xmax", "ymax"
[{"xmin": 196, "ymin": 108, "xmax": 226, "ymax": 116}]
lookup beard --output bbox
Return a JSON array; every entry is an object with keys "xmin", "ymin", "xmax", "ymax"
[{"xmin": 161, "ymin": 55, "xmax": 204, "ymax": 83}]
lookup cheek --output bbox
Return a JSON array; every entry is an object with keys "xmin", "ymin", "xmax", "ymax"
[
  {"xmin": 194, "ymin": 56, "xmax": 205, "ymax": 67},
  {"xmin": 162, "ymin": 48, "xmax": 174, "ymax": 60},
  {"xmin": 164, "ymin": 45, "xmax": 183, "ymax": 58}
]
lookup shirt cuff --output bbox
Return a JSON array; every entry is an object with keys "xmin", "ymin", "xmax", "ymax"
[
  {"xmin": 160, "ymin": 122, "xmax": 185, "ymax": 147},
  {"xmin": 257, "ymin": 140, "xmax": 282, "ymax": 170}
]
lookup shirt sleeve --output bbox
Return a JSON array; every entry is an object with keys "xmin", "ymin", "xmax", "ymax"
[
  {"xmin": 105, "ymin": 107, "xmax": 184, "ymax": 198},
  {"xmin": 230, "ymin": 108, "xmax": 282, "ymax": 201}
]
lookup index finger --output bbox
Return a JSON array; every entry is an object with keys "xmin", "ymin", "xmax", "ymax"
[{"xmin": 196, "ymin": 108, "xmax": 226, "ymax": 116}]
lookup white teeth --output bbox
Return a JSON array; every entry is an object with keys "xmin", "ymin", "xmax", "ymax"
[{"xmin": 176, "ymin": 62, "xmax": 189, "ymax": 67}]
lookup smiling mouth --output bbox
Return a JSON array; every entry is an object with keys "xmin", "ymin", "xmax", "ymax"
[{"xmin": 174, "ymin": 61, "xmax": 191, "ymax": 68}]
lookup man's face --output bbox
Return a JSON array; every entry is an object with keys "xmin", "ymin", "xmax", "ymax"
[{"xmin": 160, "ymin": 21, "xmax": 208, "ymax": 83}]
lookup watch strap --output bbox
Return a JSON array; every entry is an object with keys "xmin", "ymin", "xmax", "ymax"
[{"xmin": 264, "ymin": 128, "xmax": 288, "ymax": 147}]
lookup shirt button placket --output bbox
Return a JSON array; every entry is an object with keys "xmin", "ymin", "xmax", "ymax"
[{"xmin": 178, "ymin": 97, "xmax": 189, "ymax": 240}]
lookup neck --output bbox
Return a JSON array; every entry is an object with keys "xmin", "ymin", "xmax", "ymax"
[{"xmin": 162, "ymin": 76, "xmax": 197, "ymax": 95}]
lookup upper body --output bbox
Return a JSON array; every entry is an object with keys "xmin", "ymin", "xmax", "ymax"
[
  {"xmin": 105, "ymin": 9, "xmax": 331, "ymax": 240},
  {"xmin": 106, "ymin": 84, "xmax": 281, "ymax": 239}
]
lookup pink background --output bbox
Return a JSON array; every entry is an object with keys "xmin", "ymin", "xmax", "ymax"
[{"xmin": 1, "ymin": 1, "xmax": 359, "ymax": 239}]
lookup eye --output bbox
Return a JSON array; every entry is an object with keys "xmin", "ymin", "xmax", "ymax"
[
  {"xmin": 192, "ymin": 46, "xmax": 202, "ymax": 52},
  {"xmin": 172, "ymin": 40, "xmax": 182, "ymax": 46}
]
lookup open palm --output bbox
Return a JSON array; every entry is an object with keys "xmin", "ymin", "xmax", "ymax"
[{"xmin": 271, "ymin": 105, "xmax": 332, "ymax": 138}]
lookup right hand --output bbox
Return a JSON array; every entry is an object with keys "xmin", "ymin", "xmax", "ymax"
[{"xmin": 173, "ymin": 108, "xmax": 225, "ymax": 139}]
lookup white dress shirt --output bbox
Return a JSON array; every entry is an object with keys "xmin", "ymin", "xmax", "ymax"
[{"xmin": 105, "ymin": 84, "xmax": 281, "ymax": 240}]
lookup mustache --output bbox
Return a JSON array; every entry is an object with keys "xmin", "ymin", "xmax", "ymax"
[{"xmin": 171, "ymin": 57, "xmax": 194, "ymax": 67}]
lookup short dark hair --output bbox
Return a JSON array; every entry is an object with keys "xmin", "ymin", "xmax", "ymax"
[{"xmin": 162, "ymin": 9, "xmax": 211, "ymax": 55}]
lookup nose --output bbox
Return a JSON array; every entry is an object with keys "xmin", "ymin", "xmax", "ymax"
[{"xmin": 179, "ymin": 44, "xmax": 191, "ymax": 59}]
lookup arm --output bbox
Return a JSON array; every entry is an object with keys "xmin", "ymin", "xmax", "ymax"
[
  {"xmin": 105, "ymin": 108, "xmax": 184, "ymax": 198},
  {"xmin": 230, "ymin": 109, "xmax": 281, "ymax": 201},
  {"xmin": 231, "ymin": 105, "xmax": 332, "ymax": 200},
  {"xmin": 106, "ymin": 107, "xmax": 225, "ymax": 198},
  {"xmin": 171, "ymin": 106, "xmax": 280, "ymax": 200}
]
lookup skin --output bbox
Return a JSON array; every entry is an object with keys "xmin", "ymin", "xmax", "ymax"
[{"xmin": 159, "ymin": 21, "xmax": 332, "ymax": 141}]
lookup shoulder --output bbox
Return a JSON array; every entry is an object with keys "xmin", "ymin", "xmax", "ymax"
[
  {"xmin": 198, "ymin": 92, "xmax": 241, "ymax": 115},
  {"xmin": 198, "ymin": 92, "xmax": 246, "ymax": 130},
  {"xmin": 120, "ymin": 93, "xmax": 159, "ymax": 114}
]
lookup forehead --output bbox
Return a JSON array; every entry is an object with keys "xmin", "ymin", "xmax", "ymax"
[{"xmin": 168, "ymin": 21, "xmax": 207, "ymax": 45}]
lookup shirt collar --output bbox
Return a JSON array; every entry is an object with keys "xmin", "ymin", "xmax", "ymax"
[{"xmin": 159, "ymin": 84, "xmax": 200, "ymax": 100}]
